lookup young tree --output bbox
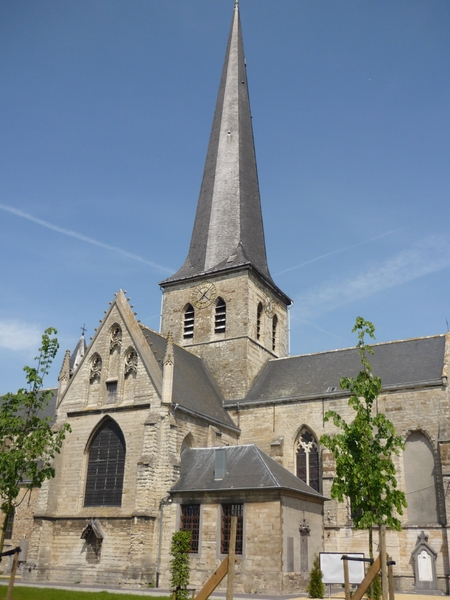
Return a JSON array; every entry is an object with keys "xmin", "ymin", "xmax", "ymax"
[
  {"xmin": 320, "ymin": 317, "xmax": 407, "ymax": 560},
  {"xmin": 0, "ymin": 328, "xmax": 71, "ymax": 552},
  {"xmin": 307, "ymin": 554, "xmax": 325, "ymax": 599},
  {"xmin": 170, "ymin": 530, "xmax": 191, "ymax": 600}
]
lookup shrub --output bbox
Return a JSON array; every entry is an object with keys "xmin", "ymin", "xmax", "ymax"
[
  {"xmin": 170, "ymin": 530, "xmax": 191, "ymax": 600},
  {"xmin": 306, "ymin": 554, "xmax": 325, "ymax": 598},
  {"xmin": 307, "ymin": 554, "xmax": 325, "ymax": 598}
]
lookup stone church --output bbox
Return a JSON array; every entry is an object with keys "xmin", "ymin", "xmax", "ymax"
[{"xmin": 4, "ymin": 1, "xmax": 450, "ymax": 594}]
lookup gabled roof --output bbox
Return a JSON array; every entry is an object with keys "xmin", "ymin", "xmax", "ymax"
[
  {"xmin": 161, "ymin": 2, "xmax": 286, "ymax": 300},
  {"xmin": 230, "ymin": 335, "xmax": 446, "ymax": 406},
  {"xmin": 170, "ymin": 444, "xmax": 324, "ymax": 500},
  {"xmin": 140, "ymin": 326, "xmax": 238, "ymax": 431},
  {"xmin": 57, "ymin": 290, "xmax": 163, "ymax": 405}
]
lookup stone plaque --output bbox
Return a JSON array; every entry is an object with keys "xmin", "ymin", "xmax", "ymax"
[{"xmin": 418, "ymin": 550, "xmax": 433, "ymax": 582}]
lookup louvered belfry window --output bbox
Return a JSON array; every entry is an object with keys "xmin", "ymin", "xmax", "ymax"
[
  {"xmin": 84, "ymin": 420, "xmax": 126, "ymax": 507},
  {"xmin": 214, "ymin": 298, "xmax": 226, "ymax": 333},
  {"xmin": 183, "ymin": 304, "xmax": 195, "ymax": 339},
  {"xmin": 272, "ymin": 315, "xmax": 278, "ymax": 352},
  {"xmin": 221, "ymin": 503, "xmax": 243, "ymax": 554},
  {"xmin": 256, "ymin": 303, "xmax": 263, "ymax": 340}
]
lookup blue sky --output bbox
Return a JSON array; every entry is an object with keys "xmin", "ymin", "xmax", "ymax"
[{"xmin": 1, "ymin": 0, "xmax": 449, "ymax": 394}]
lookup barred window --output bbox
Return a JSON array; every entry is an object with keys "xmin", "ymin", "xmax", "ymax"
[
  {"xmin": 4, "ymin": 508, "xmax": 14, "ymax": 540},
  {"xmin": 84, "ymin": 420, "xmax": 126, "ymax": 507},
  {"xmin": 221, "ymin": 503, "xmax": 243, "ymax": 555},
  {"xmin": 214, "ymin": 298, "xmax": 226, "ymax": 333},
  {"xmin": 181, "ymin": 504, "xmax": 200, "ymax": 553},
  {"xmin": 256, "ymin": 303, "xmax": 263, "ymax": 341},
  {"xmin": 183, "ymin": 304, "xmax": 195, "ymax": 339}
]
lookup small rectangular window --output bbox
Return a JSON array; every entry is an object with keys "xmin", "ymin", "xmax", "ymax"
[
  {"xmin": 4, "ymin": 508, "xmax": 14, "ymax": 540},
  {"xmin": 106, "ymin": 381, "xmax": 117, "ymax": 404},
  {"xmin": 181, "ymin": 504, "xmax": 200, "ymax": 553},
  {"xmin": 221, "ymin": 503, "xmax": 243, "ymax": 554}
]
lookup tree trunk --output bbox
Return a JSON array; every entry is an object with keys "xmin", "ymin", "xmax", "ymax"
[{"xmin": 0, "ymin": 502, "xmax": 12, "ymax": 555}]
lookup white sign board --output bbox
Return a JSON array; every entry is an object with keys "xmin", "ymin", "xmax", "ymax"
[{"xmin": 320, "ymin": 552, "xmax": 365, "ymax": 584}]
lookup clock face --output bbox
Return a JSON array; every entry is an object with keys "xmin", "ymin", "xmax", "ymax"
[
  {"xmin": 191, "ymin": 282, "xmax": 217, "ymax": 309},
  {"xmin": 264, "ymin": 296, "xmax": 275, "ymax": 316}
]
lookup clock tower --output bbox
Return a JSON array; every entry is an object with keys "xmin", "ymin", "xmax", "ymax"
[{"xmin": 159, "ymin": 2, "xmax": 291, "ymax": 401}]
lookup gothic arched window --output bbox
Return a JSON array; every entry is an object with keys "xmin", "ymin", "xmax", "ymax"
[
  {"xmin": 84, "ymin": 420, "xmax": 126, "ymax": 507},
  {"xmin": 256, "ymin": 302, "xmax": 263, "ymax": 341},
  {"xmin": 183, "ymin": 304, "xmax": 195, "ymax": 339},
  {"xmin": 296, "ymin": 429, "xmax": 320, "ymax": 492},
  {"xmin": 404, "ymin": 431, "xmax": 440, "ymax": 524},
  {"xmin": 215, "ymin": 298, "xmax": 226, "ymax": 333}
]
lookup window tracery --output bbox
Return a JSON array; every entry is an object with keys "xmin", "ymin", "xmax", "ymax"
[
  {"xmin": 296, "ymin": 428, "xmax": 320, "ymax": 492},
  {"xmin": 109, "ymin": 324, "xmax": 122, "ymax": 353},
  {"xmin": 89, "ymin": 354, "xmax": 102, "ymax": 383},
  {"xmin": 124, "ymin": 347, "xmax": 138, "ymax": 377}
]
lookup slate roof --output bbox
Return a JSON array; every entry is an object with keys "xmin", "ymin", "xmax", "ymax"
[
  {"xmin": 69, "ymin": 333, "xmax": 86, "ymax": 374},
  {"xmin": 230, "ymin": 335, "xmax": 446, "ymax": 406},
  {"xmin": 160, "ymin": 3, "xmax": 289, "ymax": 303},
  {"xmin": 0, "ymin": 388, "xmax": 57, "ymax": 422},
  {"xmin": 170, "ymin": 444, "xmax": 325, "ymax": 499},
  {"xmin": 140, "ymin": 326, "xmax": 238, "ymax": 431}
]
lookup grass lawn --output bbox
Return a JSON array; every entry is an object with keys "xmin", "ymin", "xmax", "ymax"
[{"xmin": 0, "ymin": 586, "xmax": 171, "ymax": 600}]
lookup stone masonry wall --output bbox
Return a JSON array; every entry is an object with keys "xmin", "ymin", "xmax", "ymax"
[
  {"xmin": 160, "ymin": 270, "xmax": 288, "ymax": 399},
  {"xmin": 232, "ymin": 378, "xmax": 450, "ymax": 592},
  {"xmin": 159, "ymin": 498, "xmax": 285, "ymax": 594}
]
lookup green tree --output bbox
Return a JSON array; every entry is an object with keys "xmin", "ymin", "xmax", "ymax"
[
  {"xmin": 320, "ymin": 317, "xmax": 407, "ymax": 562},
  {"xmin": 307, "ymin": 554, "xmax": 325, "ymax": 598},
  {"xmin": 0, "ymin": 328, "xmax": 71, "ymax": 552},
  {"xmin": 170, "ymin": 530, "xmax": 191, "ymax": 600}
]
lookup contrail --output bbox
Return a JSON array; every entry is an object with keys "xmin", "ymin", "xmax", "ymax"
[
  {"xmin": 294, "ymin": 234, "xmax": 450, "ymax": 320},
  {"xmin": 276, "ymin": 229, "xmax": 401, "ymax": 276},
  {"xmin": 0, "ymin": 204, "xmax": 173, "ymax": 273}
]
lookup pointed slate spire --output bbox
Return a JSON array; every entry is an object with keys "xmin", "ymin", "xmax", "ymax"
[
  {"xmin": 69, "ymin": 332, "xmax": 86, "ymax": 375},
  {"xmin": 162, "ymin": 2, "xmax": 274, "ymax": 287}
]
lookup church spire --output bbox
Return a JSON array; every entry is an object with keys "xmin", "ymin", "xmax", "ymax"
[{"xmin": 161, "ymin": 2, "xmax": 275, "ymax": 287}]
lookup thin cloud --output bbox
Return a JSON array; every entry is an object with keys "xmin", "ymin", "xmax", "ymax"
[
  {"xmin": 0, "ymin": 320, "xmax": 41, "ymax": 351},
  {"xmin": 0, "ymin": 204, "xmax": 173, "ymax": 273},
  {"xmin": 276, "ymin": 229, "xmax": 401, "ymax": 276},
  {"xmin": 293, "ymin": 235, "xmax": 450, "ymax": 320}
]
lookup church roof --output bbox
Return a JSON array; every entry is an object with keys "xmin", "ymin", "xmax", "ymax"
[
  {"xmin": 229, "ymin": 334, "xmax": 446, "ymax": 406},
  {"xmin": 140, "ymin": 326, "xmax": 238, "ymax": 431},
  {"xmin": 170, "ymin": 444, "xmax": 324, "ymax": 500},
  {"xmin": 161, "ymin": 2, "xmax": 283, "ymax": 298}
]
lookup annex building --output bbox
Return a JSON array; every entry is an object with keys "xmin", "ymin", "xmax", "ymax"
[{"xmin": 3, "ymin": 2, "xmax": 450, "ymax": 595}]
